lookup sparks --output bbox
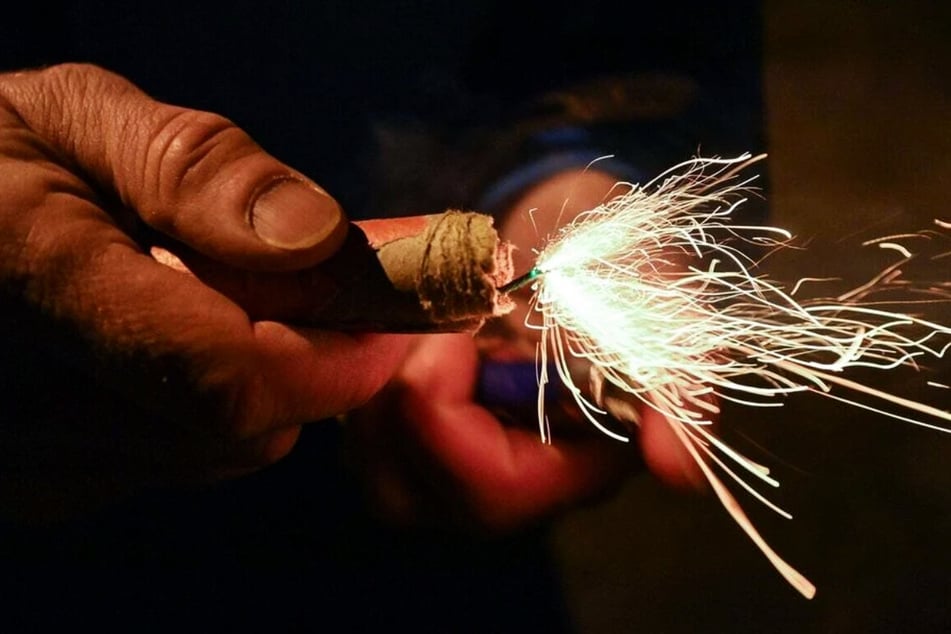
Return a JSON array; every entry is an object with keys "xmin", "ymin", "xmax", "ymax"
[{"xmin": 519, "ymin": 154, "xmax": 951, "ymax": 599}]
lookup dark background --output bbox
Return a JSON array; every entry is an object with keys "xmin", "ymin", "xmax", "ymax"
[{"xmin": 1, "ymin": 1, "xmax": 949, "ymax": 632}]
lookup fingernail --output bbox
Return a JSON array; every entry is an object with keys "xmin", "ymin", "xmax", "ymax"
[{"xmin": 251, "ymin": 179, "xmax": 341, "ymax": 249}]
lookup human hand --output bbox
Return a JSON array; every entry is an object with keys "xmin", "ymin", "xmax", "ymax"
[
  {"xmin": 347, "ymin": 170, "xmax": 700, "ymax": 534},
  {"xmin": 0, "ymin": 64, "xmax": 411, "ymax": 521},
  {"xmin": 347, "ymin": 332, "xmax": 636, "ymax": 532}
]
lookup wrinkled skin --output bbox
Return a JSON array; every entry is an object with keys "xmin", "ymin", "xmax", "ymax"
[{"xmin": 0, "ymin": 64, "xmax": 411, "ymax": 521}]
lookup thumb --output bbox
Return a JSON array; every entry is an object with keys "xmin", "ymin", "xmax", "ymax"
[{"xmin": 0, "ymin": 63, "xmax": 343, "ymax": 271}]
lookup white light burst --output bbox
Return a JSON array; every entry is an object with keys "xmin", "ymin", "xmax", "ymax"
[{"xmin": 522, "ymin": 154, "xmax": 951, "ymax": 599}]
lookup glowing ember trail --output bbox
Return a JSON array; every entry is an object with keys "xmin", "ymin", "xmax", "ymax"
[{"xmin": 519, "ymin": 154, "xmax": 951, "ymax": 599}]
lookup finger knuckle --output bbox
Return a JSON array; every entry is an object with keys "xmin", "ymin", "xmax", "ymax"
[
  {"xmin": 1, "ymin": 64, "xmax": 128, "ymax": 141},
  {"xmin": 34, "ymin": 63, "xmax": 114, "ymax": 93},
  {"xmin": 0, "ymin": 63, "xmax": 103, "ymax": 96},
  {"xmin": 142, "ymin": 109, "xmax": 252, "ymax": 228}
]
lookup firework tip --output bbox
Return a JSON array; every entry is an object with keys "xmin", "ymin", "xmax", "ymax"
[{"xmin": 498, "ymin": 267, "xmax": 543, "ymax": 294}]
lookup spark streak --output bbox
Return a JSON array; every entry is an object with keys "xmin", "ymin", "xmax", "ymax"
[{"xmin": 519, "ymin": 155, "xmax": 951, "ymax": 599}]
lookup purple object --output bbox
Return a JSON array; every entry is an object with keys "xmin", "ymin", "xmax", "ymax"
[{"xmin": 477, "ymin": 360, "xmax": 562, "ymax": 408}]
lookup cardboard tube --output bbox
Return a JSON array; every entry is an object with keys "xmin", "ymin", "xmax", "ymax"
[
  {"xmin": 319, "ymin": 211, "xmax": 515, "ymax": 331},
  {"xmin": 152, "ymin": 210, "xmax": 515, "ymax": 333}
]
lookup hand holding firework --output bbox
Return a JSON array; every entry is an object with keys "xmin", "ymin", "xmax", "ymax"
[
  {"xmin": 0, "ymin": 65, "xmax": 416, "ymax": 520},
  {"xmin": 0, "ymin": 64, "xmax": 675, "ymax": 532}
]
